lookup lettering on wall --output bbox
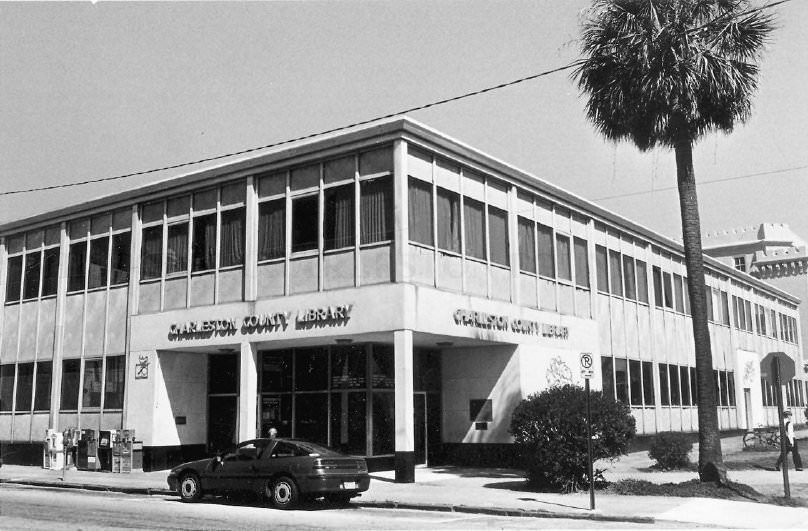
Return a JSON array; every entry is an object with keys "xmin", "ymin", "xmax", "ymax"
[
  {"xmin": 168, "ymin": 305, "xmax": 353, "ymax": 340},
  {"xmin": 452, "ymin": 309, "xmax": 569, "ymax": 340}
]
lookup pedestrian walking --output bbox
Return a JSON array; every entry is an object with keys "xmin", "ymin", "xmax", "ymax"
[{"xmin": 775, "ymin": 411, "xmax": 803, "ymax": 471}]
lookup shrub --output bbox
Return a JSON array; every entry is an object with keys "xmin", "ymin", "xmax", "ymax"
[
  {"xmin": 509, "ymin": 384, "xmax": 636, "ymax": 492},
  {"xmin": 648, "ymin": 432, "xmax": 692, "ymax": 470}
]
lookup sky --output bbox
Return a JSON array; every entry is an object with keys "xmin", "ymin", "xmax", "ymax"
[{"xmin": 1, "ymin": 1, "xmax": 807, "ymax": 244}]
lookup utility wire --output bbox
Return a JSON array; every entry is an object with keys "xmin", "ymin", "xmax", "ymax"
[
  {"xmin": 0, "ymin": 63, "xmax": 577, "ymax": 197},
  {"xmin": 0, "ymin": 0, "xmax": 790, "ymax": 197},
  {"xmin": 594, "ymin": 163, "xmax": 808, "ymax": 202}
]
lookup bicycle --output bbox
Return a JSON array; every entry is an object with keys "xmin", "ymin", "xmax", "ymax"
[{"xmin": 742, "ymin": 427, "xmax": 781, "ymax": 450}]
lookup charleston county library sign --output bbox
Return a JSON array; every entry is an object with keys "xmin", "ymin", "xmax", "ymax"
[
  {"xmin": 168, "ymin": 304, "xmax": 352, "ymax": 340},
  {"xmin": 453, "ymin": 309, "xmax": 569, "ymax": 340}
]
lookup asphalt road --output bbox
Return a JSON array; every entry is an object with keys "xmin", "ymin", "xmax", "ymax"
[{"xmin": 0, "ymin": 484, "xmax": 703, "ymax": 530}]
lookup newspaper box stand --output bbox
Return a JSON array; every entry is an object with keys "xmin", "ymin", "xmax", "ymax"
[
  {"xmin": 98, "ymin": 430, "xmax": 117, "ymax": 472},
  {"xmin": 77, "ymin": 429, "xmax": 98, "ymax": 471},
  {"xmin": 43, "ymin": 429, "xmax": 65, "ymax": 470},
  {"xmin": 62, "ymin": 428, "xmax": 79, "ymax": 470},
  {"xmin": 113, "ymin": 429, "xmax": 136, "ymax": 473}
]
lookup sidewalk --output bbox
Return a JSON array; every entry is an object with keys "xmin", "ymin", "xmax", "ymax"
[{"xmin": 2, "ymin": 434, "xmax": 808, "ymax": 528}]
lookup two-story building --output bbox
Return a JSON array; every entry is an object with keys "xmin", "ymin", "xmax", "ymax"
[{"xmin": 1, "ymin": 118, "xmax": 803, "ymax": 480}]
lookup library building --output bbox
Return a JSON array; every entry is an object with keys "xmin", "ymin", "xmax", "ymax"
[{"xmin": 0, "ymin": 118, "xmax": 804, "ymax": 480}]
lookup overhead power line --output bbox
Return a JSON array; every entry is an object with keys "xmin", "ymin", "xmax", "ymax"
[
  {"xmin": 0, "ymin": 0, "xmax": 790, "ymax": 197},
  {"xmin": 594, "ymin": 163, "xmax": 808, "ymax": 202},
  {"xmin": 0, "ymin": 63, "xmax": 577, "ymax": 197}
]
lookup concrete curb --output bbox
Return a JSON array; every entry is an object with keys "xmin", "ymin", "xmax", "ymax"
[
  {"xmin": 0, "ymin": 478, "xmax": 656, "ymax": 525},
  {"xmin": 354, "ymin": 500, "xmax": 656, "ymax": 524},
  {"xmin": 0, "ymin": 478, "xmax": 175, "ymax": 497}
]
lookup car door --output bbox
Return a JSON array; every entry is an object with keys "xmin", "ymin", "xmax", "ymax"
[{"xmin": 207, "ymin": 440, "xmax": 263, "ymax": 493}]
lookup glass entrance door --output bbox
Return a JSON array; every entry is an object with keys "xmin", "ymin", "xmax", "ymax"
[{"xmin": 414, "ymin": 392, "xmax": 442, "ymax": 466}]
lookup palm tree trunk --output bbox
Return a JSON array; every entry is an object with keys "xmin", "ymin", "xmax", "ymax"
[{"xmin": 675, "ymin": 139, "xmax": 727, "ymax": 483}]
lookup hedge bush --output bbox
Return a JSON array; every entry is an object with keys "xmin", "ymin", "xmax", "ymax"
[
  {"xmin": 509, "ymin": 384, "xmax": 636, "ymax": 492},
  {"xmin": 648, "ymin": 432, "xmax": 692, "ymax": 470}
]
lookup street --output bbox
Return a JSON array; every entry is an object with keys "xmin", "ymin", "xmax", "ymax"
[{"xmin": 0, "ymin": 485, "xmax": 700, "ymax": 530}]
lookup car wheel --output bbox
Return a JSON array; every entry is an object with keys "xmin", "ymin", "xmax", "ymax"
[
  {"xmin": 268, "ymin": 476, "xmax": 299, "ymax": 510},
  {"xmin": 326, "ymin": 493, "xmax": 353, "ymax": 506},
  {"xmin": 179, "ymin": 472, "xmax": 203, "ymax": 503}
]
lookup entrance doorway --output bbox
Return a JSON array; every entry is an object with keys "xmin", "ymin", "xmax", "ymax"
[
  {"xmin": 414, "ymin": 392, "xmax": 441, "ymax": 466},
  {"xmin": 207, "ymin": 353, "xmax": 239, "ymax": 454}
]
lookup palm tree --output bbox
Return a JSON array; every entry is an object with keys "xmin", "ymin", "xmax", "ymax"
[{"xmin": 574, "ymin": 0, "xmax": 774, "ymax": 482}]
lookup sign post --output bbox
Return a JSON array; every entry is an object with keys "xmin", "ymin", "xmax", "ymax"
[
  {"xmin": 579, "ymin": 353, "xmax": 595, "ymax": 511},
  {"xmin": 760, "ymin": 351, "xmax": 796, "ymax": 499}
]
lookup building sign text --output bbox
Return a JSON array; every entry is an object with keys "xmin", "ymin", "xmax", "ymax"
[{"xmin": 453, "ymin": 309, "xmax": 569, "ymax": 340}]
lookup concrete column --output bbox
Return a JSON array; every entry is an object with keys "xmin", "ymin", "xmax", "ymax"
[
  {"xmin": 394, "ymin": 329, "xmax": 415, "ymax": 482},
  {"xmin": 50, "ymin": 222, "xmax": 70, "ymax": 428},
  {"xmin": 393, "ymin": 139, "xmax": 409, "ymax": 283},
  {"xmin": 507, "ymin": 184, "xmax": 519, "ymax": 303},
  {"xmin": 238, "ymin": 341, "xmax": 259, "ymax": 442},
  {"xmin": 244, "ymin": 176, "xmax": 258, "ymax": 301},
  {"xmin": 122, "ymin": 205, "xmax": 140, "ymax": 428}
]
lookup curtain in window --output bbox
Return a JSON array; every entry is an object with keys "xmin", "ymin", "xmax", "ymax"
[
  {"xmin": 408, "ymin": 178, "xmax": 433, "ymax": 246},
  {"xmin": 141, "ymin": 226, "xmax": 163, "ymax": 280},
  {"xmin": 82, "ymin": 359, "xmax": 103, "ymax": 408},
  {"xmin": 104, "ymin": 356, "xmax": 125, "ymax": 410},
  {"xmin": 537, "ymin": 224, "xmax": 554, "ymax": 278},
  {"xmin": 34, "ymin": 361, "xmax": 52, "ymax": 411},
  {"xmin": 193, "ymin": 214, "xmax": 217, "ymax": 271},
  {"xmin": 0, "ymin": 365, "xmax": 13, "ymax": 412},
  {"xmin": 324, "ymin": 185, "xmax": 354, "ymax": 250},
  {"xmin": 5, "ymin": 256, "xmax": 22, "ymax": 302},
  {"xmin": 574, "ymin": 237, "xmax": 589, "ymax": 288},
  {"xmin": 258, "ymin": 200, "xmax": 285, "ymax": 260},
  {"xmin": 23, "ymin": 251, "xmax": 41, "ymax": 299},
  {"xmin": 166, "ymin": 223, "xmax": 188, "ymax": 274},
  {"xmin": 220, "ymin": 208, "xmax": 245, "ymax": 267},
  {"xmin": 556, "ymin": 234, "xmax": 571, "ymax": 281},
  {"xmin": 360, "ymin": 177, "xmax": 392, "ymax": 244},
  {"xmin": 437, "ymin": 188, "xmax": 460, "ymax": 253},
  {"xmin": 517, "ymin": 218, "xmax": 536, "ymax": 273},
  {"xmin": 463, "ymin": 199, "xmax": 485, "ymax": 260},
  {"xmin": 110, "ymin": 232, "xmax": 130, "ymax": 285},
  {"xmin": 60, "ymin": 359, "xmax": 81, "ymax": 411},
  {"xmin": 68, "ymin": 241, "xmax": 87, "ymax": 292},
  {"xmin": 88, "ymin": 236, "xmax": 109, "ymax": 289},
  {"xmin": 488, "ymin": 207, "xmax": 508, "ymax": 266},
  {"xmin": 14, "ymin": 362, "xmax": 34, "ymax": 412}
]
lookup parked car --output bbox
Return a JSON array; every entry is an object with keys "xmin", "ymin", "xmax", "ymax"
[{"xmin": 167, "ymin": 438, "xmax": 370, "ymax": 509}]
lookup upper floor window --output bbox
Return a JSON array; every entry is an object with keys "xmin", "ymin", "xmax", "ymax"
[
  {"xmin": 734, "ymin": 256, "xmax": 746, "ymax": 272},
  {"xmin": 5, "ymin": 227, "xmax": 61, "ymax": 303},
  {"xmin": 67, "ymin": 210, "xmax": 130, "ymax": 293}
]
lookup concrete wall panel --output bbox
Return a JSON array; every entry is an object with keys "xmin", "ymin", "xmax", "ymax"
[
  {"xmin": 359, "ymin": 245, "xmax": 392, "ymax": 286},
  {"xmin": 62, "ymin": 294, "xmax": 84, "ymax": 358},
  {"xmin": 408, "ymin": 245, "xmax": 435, "ymax": 286},
  {"xmin": 436, "ymin": 253, "xmax": 461, "ymax": 292},
  {"xmin": 139, "ymin": 282, "xmax": 161, "ymax": 314},
  {"xmin": 190, "ymin": 273, "xmax": 215, "ymax": 307},
  {"xmin": 464, "ymin": 260, "xmax": 487, "ymax": 298},
  {"xmin": 18, "ymin": 301, "xmax": 38, "ymax": 360},
  {"xmin": 106, "ymin": 287, "xmax": 128, "ymax": 355},
  {"xmin": 218, "ymin": 268, "xmax": 244, "ymax": 303},
  {"xmin": 490, "ymin": 266, "xmax": 510, "ymax": 302},
  {"xmin": 518, "ymin": 274, "xmax": 538, "ymax": 308},
  {"xmin": 323, "ymin": 251, "xmax": 354, "ymax": 291},
  {"xmin": 2, "ymin": 305, "xmax": 19, "ymax": 362},
  {"xmin": 163, "ymin": 277, "xmax": 187, "ymax": 310},
  {"xmin": 37, "ymin": 298, "xmax": 57, "ymax": 359},
  {"xmin": 257, "ymin": 262, "xmax": 285, "ymax": 298},
  {"xmin": 84, "ymin": 291, "xmax": 106, "ymax": 357},
  {"xmin": 289, "ymin": 256, "xmax": 318, "ymax": 294}
]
